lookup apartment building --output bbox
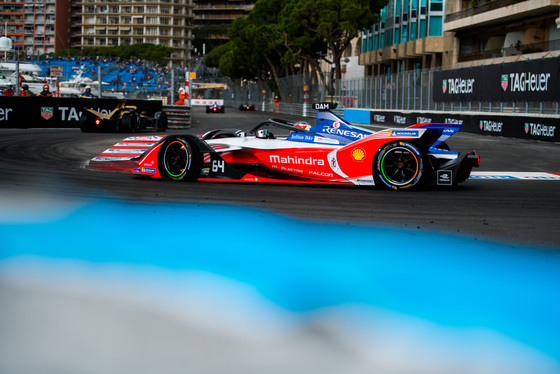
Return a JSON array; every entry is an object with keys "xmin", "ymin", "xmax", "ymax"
[
  {"xmin": 1, "ymin": 0, "xmax": 25, "ymax": 52},
  {"xmin": 192, "ymin": 0, "xmax": 255, "ymax": 53},
  {"xmin": 445, "ymin": 0, "xmax": 560, "ymax": 67},
  {"xmin": 0, "ymin": 0, "xmax": 72, "ymax": 55},
  {"xmin": 74, "ymin": 0, "xmax": 194, "ymax": 66},
  {"xmin": 360, "ymin": 0, "xmax": 451, "ymax": 76},
  {"xmin": 360, "ymin": 0, "xmax": 560, "ymax": 76}
]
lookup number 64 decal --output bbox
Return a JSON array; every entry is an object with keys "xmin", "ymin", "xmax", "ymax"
[{"xmin": 212, "ymin": 160, "xmax": 225, "ymax": 173}]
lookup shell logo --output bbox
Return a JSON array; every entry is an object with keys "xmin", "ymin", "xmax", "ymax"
[{"xmin": 351, "ymin": 147, "xmax": 366, "ymax": 161}]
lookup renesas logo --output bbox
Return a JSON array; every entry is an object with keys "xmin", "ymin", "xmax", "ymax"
[
  {"xmin": 502, "ymin": 72, "xmax": 551, "ymax": 92},
  {"xmin": 525, "ymin": 123, "xmax": 556, "ymax": 138},
  {"xmin": 442, "ymin": 77, "xmax": 475, "ymax": 94},
  {"xmin": 480, "ymin": 120, "xmax": 503, "ymax": 133},
  {"xmin": 322, "ymin": 126, "xmax": 367, "ymax": 139},
  {"xmin": 270, "ymin": 155, "xmax": 325, "ymax": 166}
]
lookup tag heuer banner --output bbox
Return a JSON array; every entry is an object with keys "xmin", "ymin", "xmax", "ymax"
[{"xmin": 433, "ymin": 57, "xmax": 560, "ymax": 102}]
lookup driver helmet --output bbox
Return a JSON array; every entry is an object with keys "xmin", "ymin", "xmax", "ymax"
[
  {"xmin": 85, "ymin": 85, "xmax": 91, "ymax": 91},
  {"xmin": 294, "ymin": 121, "xmax": 311, "ymax": 130},
  {"xmin": 22, "ymin": 84, "xmax": 29, "ymax": 90},
  {"xmin": 43, "ymin": 84, "xmax": 49, "ymax": 90}
]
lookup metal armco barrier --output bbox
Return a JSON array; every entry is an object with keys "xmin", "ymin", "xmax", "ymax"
[
  {"xmin": 162, "ymin": 105, "xmax": 191, "ymax": 129},
  {"xmin": 0, "ymin": 97, "xmax": 162, "ymax": 129}
]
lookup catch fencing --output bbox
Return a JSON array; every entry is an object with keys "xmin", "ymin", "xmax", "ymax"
[{"xmin": 223, "ymin": 59, "xmax": 560, "ymax": 117}]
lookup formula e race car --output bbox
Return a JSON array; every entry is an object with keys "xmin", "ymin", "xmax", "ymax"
[
  {"xmin": 239, "ymin": 104, "xmax": 255, "ymax": 111},
  {"xmin": 80, "ymin": 99, "xmax": 168, "ymax": 133},
  {"xmin": 206, "ymin": 103, "xmax": 225, "ymax": 113},
  {"xmin": 89, "ymin": 103, "xmax": 479, "ymax": 190}
]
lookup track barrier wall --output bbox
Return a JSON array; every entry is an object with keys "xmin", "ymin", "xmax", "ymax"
[{"xmin": 0, "ymin": 97, "xmax": 162, "ymax": 129}]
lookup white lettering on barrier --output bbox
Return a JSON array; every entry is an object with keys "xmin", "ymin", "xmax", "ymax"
[{"xmin": 0, "ymin": 107, "xmax": 13, "ymax": 121}]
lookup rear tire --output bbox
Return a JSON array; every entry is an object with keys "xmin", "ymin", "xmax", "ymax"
[
  {"xmin": 119, "ymin": 113, "xmax": 138, "ymax": 133},
  {"xmin": 79, "ymin": 112, "xmax": 93, "ymax": 132},
  {"xmin": 154, "ymin": 111, "xmax": 168, "ymax": 132},
  {"xmin": 157, "ymin": 137, "xmax": 202, "ymax": 181},
  {"xmin": 374, "ymin": 142, "xmax": 427, "ymax": 190}
]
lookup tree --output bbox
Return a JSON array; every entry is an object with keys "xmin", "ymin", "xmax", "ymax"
[{"xmin": 284, "ymin": 0, "xmax": 386, "ymax": 90}]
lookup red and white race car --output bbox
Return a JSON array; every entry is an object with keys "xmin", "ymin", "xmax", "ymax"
[{"xmin": 90, "ymin": 103, "xmax": 479, "ymax": 190}]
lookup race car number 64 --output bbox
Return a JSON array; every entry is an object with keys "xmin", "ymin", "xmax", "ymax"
[{"xmin": 212, "ymin": 160, "xmax": 225, "ymax": 173}]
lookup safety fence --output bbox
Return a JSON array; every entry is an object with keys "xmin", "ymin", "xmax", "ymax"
[{"xmin": 224, "ymin": 57, "xmax": 560, "ymax": 116}]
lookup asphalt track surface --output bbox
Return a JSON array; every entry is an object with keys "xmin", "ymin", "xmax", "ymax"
[{"xmin": 0, "ymin": 106, "xmax": 559, "ymax": 249}]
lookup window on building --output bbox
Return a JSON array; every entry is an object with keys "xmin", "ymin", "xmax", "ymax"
[
  {"xmin": 419, "ymin": 19, "xmax": 426, "ymax": 38},
  {"xmin": 428, "ymin": 16, "xmax": 442, "ymax": 36}
]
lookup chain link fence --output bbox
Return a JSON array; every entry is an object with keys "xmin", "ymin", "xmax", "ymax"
[{"xmin": 224, "ymin": 66, "xmax": 560, "ymax": 117}]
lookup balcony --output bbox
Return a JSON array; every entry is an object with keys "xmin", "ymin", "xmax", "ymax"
[
  {"xmin": 458, "ymin": 39, "xmax": 560, "ymax": 63},
  {"xmin": 445, "ymin": 0, "xmax": 559, "ymax": 32}
]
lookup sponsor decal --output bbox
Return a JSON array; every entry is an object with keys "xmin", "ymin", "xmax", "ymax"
[
  {"xmin": 333, "ymin": 122, "xmax": 341, "ymax": 129},
  {"xmin": 355, "ymin": 178, "xmax": 374, "ymax": 184},
  {"xmin": 351, "ymin": 148, "xmax": 366, "ymax": 162},
  {"xmin": 445, "ymin": 118, "xmax": 463, "ymax": 125},
  {"xmin": 373, "ymin": 114, "xmax": 385, "ymax": 123},
  {"xmin": 445, "ymin": 78, "xmax": 475, "ymax": 94},
  {"xmin": 388, "ymin": 130, "xmax": 419, "ymax": 137},
  {"xmin": 525, "ymin": 123, "xmax": 556, "ymax": 137},
  {"xmin": 480, "ymin": 120, "xmax": 503, "ymax": 133},
  {"xmin": 141, "ymin": 167, "xmax": 156, "ymax": 173},
  {"xmin": 442, "ymin": 79, "xmax": 447, "ymax": 94},
  {"xmin": 314, "ymin": 136, "xmax": 339, "ymax": 145},
  {"xmin": 269, "ymin": 155, "xmax": 324, "ymax": 166},
  {"xmin": 309, "ymin": 171, "xmax": 333, "ymax": 177},
  {"xmin": 394, "ymin": 116, "xmax": 406, "ymax": 124},
  {"xmin": 41, "ymin": 107, "xmax": 53, "ymax": 120},
  {"xmin": 501, "ymin": 75, "xmax": 508, "ymax": 91},
  {"xmin": 507, "ymin": 72, "xmax": 551, "ymax": 93},
  {"xmin": 417, "ymin": 117, "xmax": 432, "ymax": 124},
  {"xmin": 322, "ymin": 127, "xmax": 367, "ymax": 139},
  {"xmin": 313, "ymin": 102, "xmax": 333, "ymax": 110},
  {"xmin": 437, "ymin": 170, "xmax": 452, "ymax": 186}
]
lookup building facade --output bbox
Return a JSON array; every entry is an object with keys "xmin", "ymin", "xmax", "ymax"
[
  {"xmin": 360, "ymin": 0, "xmax": 452, "ymax": 76},
  {"xmin": 360, "ymin": 0, "xmax": 560, "ymax": 76},
  {"xmin": 74, "ymin": 0, "xmax": 194, "ymax": 66},
  {"xmin": 445, "ymin": 0, "xmax": 560, "ymax": 68},
  {"xmin": 192, "ymin": 0, "xmax": 255, "ymax": 54},
  {"xmin": 1, "ymin": 0, "xmax": 194, "ymax": 66}
]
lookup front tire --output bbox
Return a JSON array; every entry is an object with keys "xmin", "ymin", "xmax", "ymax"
[
  {"xmin": 374, "ymin": 142, "xmax": 427, "ymax": 190},
  {"xmin": 157, "ymin": 137, "xmax": 202, "ymax": 181}
]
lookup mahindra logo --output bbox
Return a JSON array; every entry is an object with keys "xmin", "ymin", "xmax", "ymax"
[{"xmin": 270, "ymin": 155, "xmax": 325, "ymax": 166}]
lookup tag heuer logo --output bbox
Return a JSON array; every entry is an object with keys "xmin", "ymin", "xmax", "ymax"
[
  {"xmin": 479, "ymin": 120, "xmax": 483, "ymax": 130},
  {"xmin": 525, "ymin": 123, "xmax": 529, "ymax": 134},
  {"xmin": 442, "ymin": 79, "xmax": 447, "ymax": 94},
  {"xmin": 41, "ymin": 107, "xmax": 53, "ymax": 120},
  {"xmin": 501, "ymin": 75, "xmax": 508, "ymax": 91}
]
